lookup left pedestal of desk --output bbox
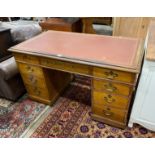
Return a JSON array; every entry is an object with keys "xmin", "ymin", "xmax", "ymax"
[{"xmin": 13, "ymin": 53, "xmax": 72, "ymax": 105}]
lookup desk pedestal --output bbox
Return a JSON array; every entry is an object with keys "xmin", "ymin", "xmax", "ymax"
[{"xmin": 17, "ymin": 62, "xmax": 72, "ymax": 105}]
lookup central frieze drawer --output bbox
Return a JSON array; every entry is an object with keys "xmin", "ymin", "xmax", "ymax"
[
  {"xmin": 40, "ymin": 57, "xmax": 92, "ymax": 75},
  {"xmin": 93, "ymin": 79, "xmax": 132, "ymax": 96},
  {"xmin": 92, "ymin": 105, "xmax": 127, "ymax": 123},
  {"xmin": 93, "ymin": 67, "xmax": 136, "ymax": 83},
  {"xmin": 92, "ymin": 91, "xmax": 129, "ymax": 109}
]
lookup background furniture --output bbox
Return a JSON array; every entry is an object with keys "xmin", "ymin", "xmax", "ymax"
[
  {"xmin": 0, "ymin": 20, "xmax": 42, "ymax": 43},
  {"xmin": 0, "ymin": 28, "xmax": 13, "ymax": 62},
  {"xmin": 0, "ymin": 22, "xmax": 40, "ymax": 101},
  {"xmin": 81, "ymin": 17, "xmax": 112, "ymax": 34},
  {"xmin": 10, "ymin": 31, "xmax": 144, "ymax": 129},
  {"xmin": 39, "ymin": 18, "xmax": 82, "ymax": 32},
  {"xmin": 112, "ymin": 17, "xmax": 151, "ymax": 39},
  {"xmin": 0, "ymin": 57, "xmax": 25, "ymax": 101},
  {"xmin": 128, "ymin": 20, "xmax": 155, "ymax": 131}
]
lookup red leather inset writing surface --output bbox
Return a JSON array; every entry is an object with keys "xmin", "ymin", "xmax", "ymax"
[{"xmin": 13, "ymin": 30, "xmax": 140, "ymax": 68}]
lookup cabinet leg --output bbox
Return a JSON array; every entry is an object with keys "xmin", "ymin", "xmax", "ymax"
[{"xmin": 128, "ymin": 121, "xmax": 133, "ymax": 128}]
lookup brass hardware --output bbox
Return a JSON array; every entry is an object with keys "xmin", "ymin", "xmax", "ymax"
[
  {"xmin": 103, "ymin": 109, "xmax": 113, "ymax": 116},
  {"xmin": 104, "ymin": 94, "xmax": 115, "ymax": 103},
  {"xmin": 26, "ymin": 66, "xmax": 34, "ymax": 73},
  {"xmin": 28, "ymin": 75, "xmax": 37, "ymax": 84},
  {"xmin": 104, "ymin": 70, "xmax": 118, "ymax": 79},
  {"xmin": 104, "ymin": 83, "xmax": 117, "ymax": 92},
  {"xmin": 34, "ymin": 87, "xmax": 41, "ymax": 95}
]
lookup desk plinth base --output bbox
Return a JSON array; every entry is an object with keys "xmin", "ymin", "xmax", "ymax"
[
  {"xmin": 91, "ymin": 114, "xmax": 126, "ymax": 129},
  {"xmin": 29, "ymin": 95, "xmax": 53, "ymax": 105}
]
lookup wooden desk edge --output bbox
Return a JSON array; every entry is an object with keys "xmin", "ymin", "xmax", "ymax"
[{"xmin": 9, "ymin": 48, "xmax": 143, "ymax": 73}]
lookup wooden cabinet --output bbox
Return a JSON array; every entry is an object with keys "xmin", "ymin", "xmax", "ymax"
[
  {"xmin": 39, "ymin": 18, "xmax": 82, "ymax": 32},
  {"xmin": 128, "ymin": 60, "xmax": 155, "ymax": 131},
  {"xmin": 128, "ymin": 20, "xmax": 155, "ymax": 131},
  {"xmin": 81, "ymin": 17, "xmax": 112, "ymax": 34},
  {"xmin": 113, "ymin": 17, "xmax": 151, "ymax": 39}
]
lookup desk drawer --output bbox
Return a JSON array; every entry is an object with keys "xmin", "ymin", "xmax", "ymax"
[
  {"xmin": 18, "ymin": 63, "xmax": 44, "ymax": 77},
  {"xmin": 14, "ymin": 53, "xmax": 39, "ymax": 64},
  {"xmin": 93, "ymin": 67, "xmax": 135, "ymax": 83},
  {"xmin": 92, "ymin": 105, "xmax": 127, "ymax": 123},
  {"xmin": 93, "ymin": 79, "xmax": 132, "ymax": 96},
  {"xmin": 92, "ymin": 91, "xmax": 129, "ymax": 109},
  {"xmin": 25, "ymin": 84, "xmax": 50, "ymax": 99},
  {"xmin": 40, "ymin": 57, "xmax": 92, "ymax": 75},
  {"xmin": 21, "ymin": 73, "xmax": 46, "ymax": 89}
]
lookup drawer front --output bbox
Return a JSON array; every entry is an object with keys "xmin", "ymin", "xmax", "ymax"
[
  {"xmin": 93, "ymin": 79, "xmax": 132, "ymax": 96},
  {"xmin": 14, "ymin": 53, "xmax": 39, "ymax": 64},
  {"xmin": 92, "ymin": 105, "xmax": 127, "ymax": 123},
  {"xmin": 92, "ymin": 91, "xmax": 129, "ymax": 109},
  {"xmin": 18, "ymin": 63, "xmax": 44, "ymax": 77},
  {"xmin": 21, "ymin": 73, "xmax": 46, "ymax": 89},
  {"xmin": 40, "ymin": 58, "xmax": 92, "ymax": 75},
  {"xmin": 25, "ymin": 84, "xmax": 50, "ymax": 99},
  {"xmin": 93, "ymin": 67, "xmax": 135, "ymax": 83}
]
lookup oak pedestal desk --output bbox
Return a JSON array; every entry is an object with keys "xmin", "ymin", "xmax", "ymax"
[{"xmin": 9, "ymin": 31, "xmax": 144, "ymax": 129}]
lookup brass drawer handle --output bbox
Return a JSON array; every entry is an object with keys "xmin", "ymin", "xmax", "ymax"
[
  {"xmin": 104, "ymin": 70, "xmax": 118, "ymax": 79},
  {"xmin": 104, "ymin": 95, "xmax": 115, "ymax": 103},
  {"xmin": 103, "ymin": 108, "xmax": 113, "ymax": 116},
  {"xmin": 26, "ymin": 66, "xmax": 34, "ymax": 73},
  {"xmin": 104, "ymin": 83, "xmax": 117, "ymax": 92},
  {"xmin": 34, "ymin": 87, "xmax": 41, "ymax": 95},
  {"xmin": 28, "ymin": 75, "xmax": 37, "ymax": 84}
]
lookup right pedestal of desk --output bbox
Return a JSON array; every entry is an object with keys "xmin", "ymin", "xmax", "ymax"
[{"xmin": 91, "ymin": 67, "xmax": 137, "ymax": 129}]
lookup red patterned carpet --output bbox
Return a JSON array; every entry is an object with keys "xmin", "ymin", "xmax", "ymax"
[
  {"xmin": 0, "ymin": 95, "xmax": 46, "ymax": 138},
  {"xmin": 30, "ymin": 76, "xmax": 155, "ymax": 138}
]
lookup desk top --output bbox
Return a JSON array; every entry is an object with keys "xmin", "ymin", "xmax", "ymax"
[
  {"xmin": 10, "ymin": 30, "xmax": 144, "ymax": 72},
  {"xmin": 146, "ymin": 20, "xmax": 155, "ymax": 61}
]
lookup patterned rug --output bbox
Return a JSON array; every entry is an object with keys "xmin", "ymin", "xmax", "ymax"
[
  {"xmin": 0, "ymin": 95, "xmax": 47, "ymax": 138},
  {"xmin": 30, "ymin": 76, "xmax": 155, "ymax": 138}
]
